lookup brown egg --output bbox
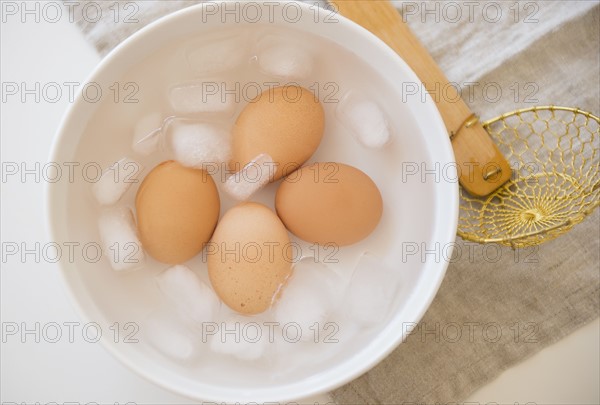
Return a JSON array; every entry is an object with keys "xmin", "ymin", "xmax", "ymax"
[
  {"xmin": 135, "ymin": 160, "xmax": 220, "ymax": 264},
  {"xmin": 275, "ymin": 162, "xmax": 383, "ymax": 246},
  {"xmin": 207, "ymin": 202, "xmax": 292, "ymax": 315},
  {"xmin": 230, "ymin": 85, "xmax": 325, "ymax": 180}
]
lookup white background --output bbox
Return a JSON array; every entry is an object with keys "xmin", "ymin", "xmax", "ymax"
[{"xmin": 1, "ymin": 5, "xmax": 599, "ymax": 405}]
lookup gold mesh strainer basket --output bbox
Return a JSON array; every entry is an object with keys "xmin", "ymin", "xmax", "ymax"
[{"xmin": 458, "ymin": 106, "xmax": 600, "ymax": 248}]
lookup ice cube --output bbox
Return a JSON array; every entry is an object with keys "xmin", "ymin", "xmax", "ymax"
[
  {"xmin": 156, "ymin": 264, "xmax": 220, "ymax": 327},
  {"xmin": 187, "ymin": 35, "xmax": 248, "ymax": 75},
  {"xmin": 222, "ymin": 153, "xmax": 276, "ymax": 201},
  {"xmin": 142, "ymin": 311, "xmax": 198, "ymax": 362},
  {"xmin": 338, "ymin": 92, "xmax": 391, "ymax": 148},
  {"xmin": 209, "ymin": 315, "xmax": 271, "ymax": 361},
  {"xmin": 342, "ymin": 252, "xmax": 400, "ymax": 326},
  {"xmin": 330, "ymin": 319, "xmax": 361, "ymax": 349},
  {"xmin": 258, "ymin": 44, "xmax": 313, "ymax": 80},
  {"xmin": 169, "ymin": 82, "xmax": 236, "ymax": 116},
  {"xmin": 270, "ymin": 331, "xmax": 304, "ymax": 362},
  {"xmin": 92, "ymin": 157, "xmax": 143, "ymax": 206},
  {"xmin": 97, "ymin": 206, "xmax": 145, "ymax": 271},
  {"xmin": 164, "ymin": 118, "xmax": 231, "ymax": 168},
  {"xmin": 269, "ymin": 328, "xmax": 337, "ymax": 373},
  {"xmin": 273, "ymin": 258, "xmax": 344, "ymax": 341},
  {"xmin": 132, "ymin": 112, "xmax": 162, "ymax": 156}
]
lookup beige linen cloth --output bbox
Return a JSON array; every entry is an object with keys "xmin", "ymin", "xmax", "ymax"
[{"xmin": 67, "ymin": 1, "xmax": 600, "ymax": 403}]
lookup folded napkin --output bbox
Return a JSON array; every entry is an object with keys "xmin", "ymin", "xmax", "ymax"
[{"xmin": 66, "ymin": 1, "xmax": 600, "ymax": 403}]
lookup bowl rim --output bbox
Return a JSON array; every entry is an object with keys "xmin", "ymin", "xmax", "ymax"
[{"xmin": 46, "ymin": 1, "xmax": 458, "ymax": 402}]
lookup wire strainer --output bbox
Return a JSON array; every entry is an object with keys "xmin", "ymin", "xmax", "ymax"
[{"xmin": 458, "ymin": 106, "xmax": 599, "ymax": 247}]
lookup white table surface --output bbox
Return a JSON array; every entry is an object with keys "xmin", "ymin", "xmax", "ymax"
[{"xmin": 1, "ymin": 10, "xmax": 598, "ymax": 405}]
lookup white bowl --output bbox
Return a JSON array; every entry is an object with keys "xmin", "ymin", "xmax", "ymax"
[{"xmin": 46, "ymin": 1, "xmax": 458, "ymax": 403}]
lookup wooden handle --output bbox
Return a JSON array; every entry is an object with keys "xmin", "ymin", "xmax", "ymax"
[{"xmin": 333, "ymin": 0, "xmax": 511, "ymax": 196}]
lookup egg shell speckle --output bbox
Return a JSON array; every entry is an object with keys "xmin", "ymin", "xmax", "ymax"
[{"xmin": 207, "ymin": 202, "xmax": 293, "ymax": 315}]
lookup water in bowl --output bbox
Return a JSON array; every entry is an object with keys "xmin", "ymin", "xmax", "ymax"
[{"xmin": 68, "ymin": 23, "xmax": 418, "ymax": 387}]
